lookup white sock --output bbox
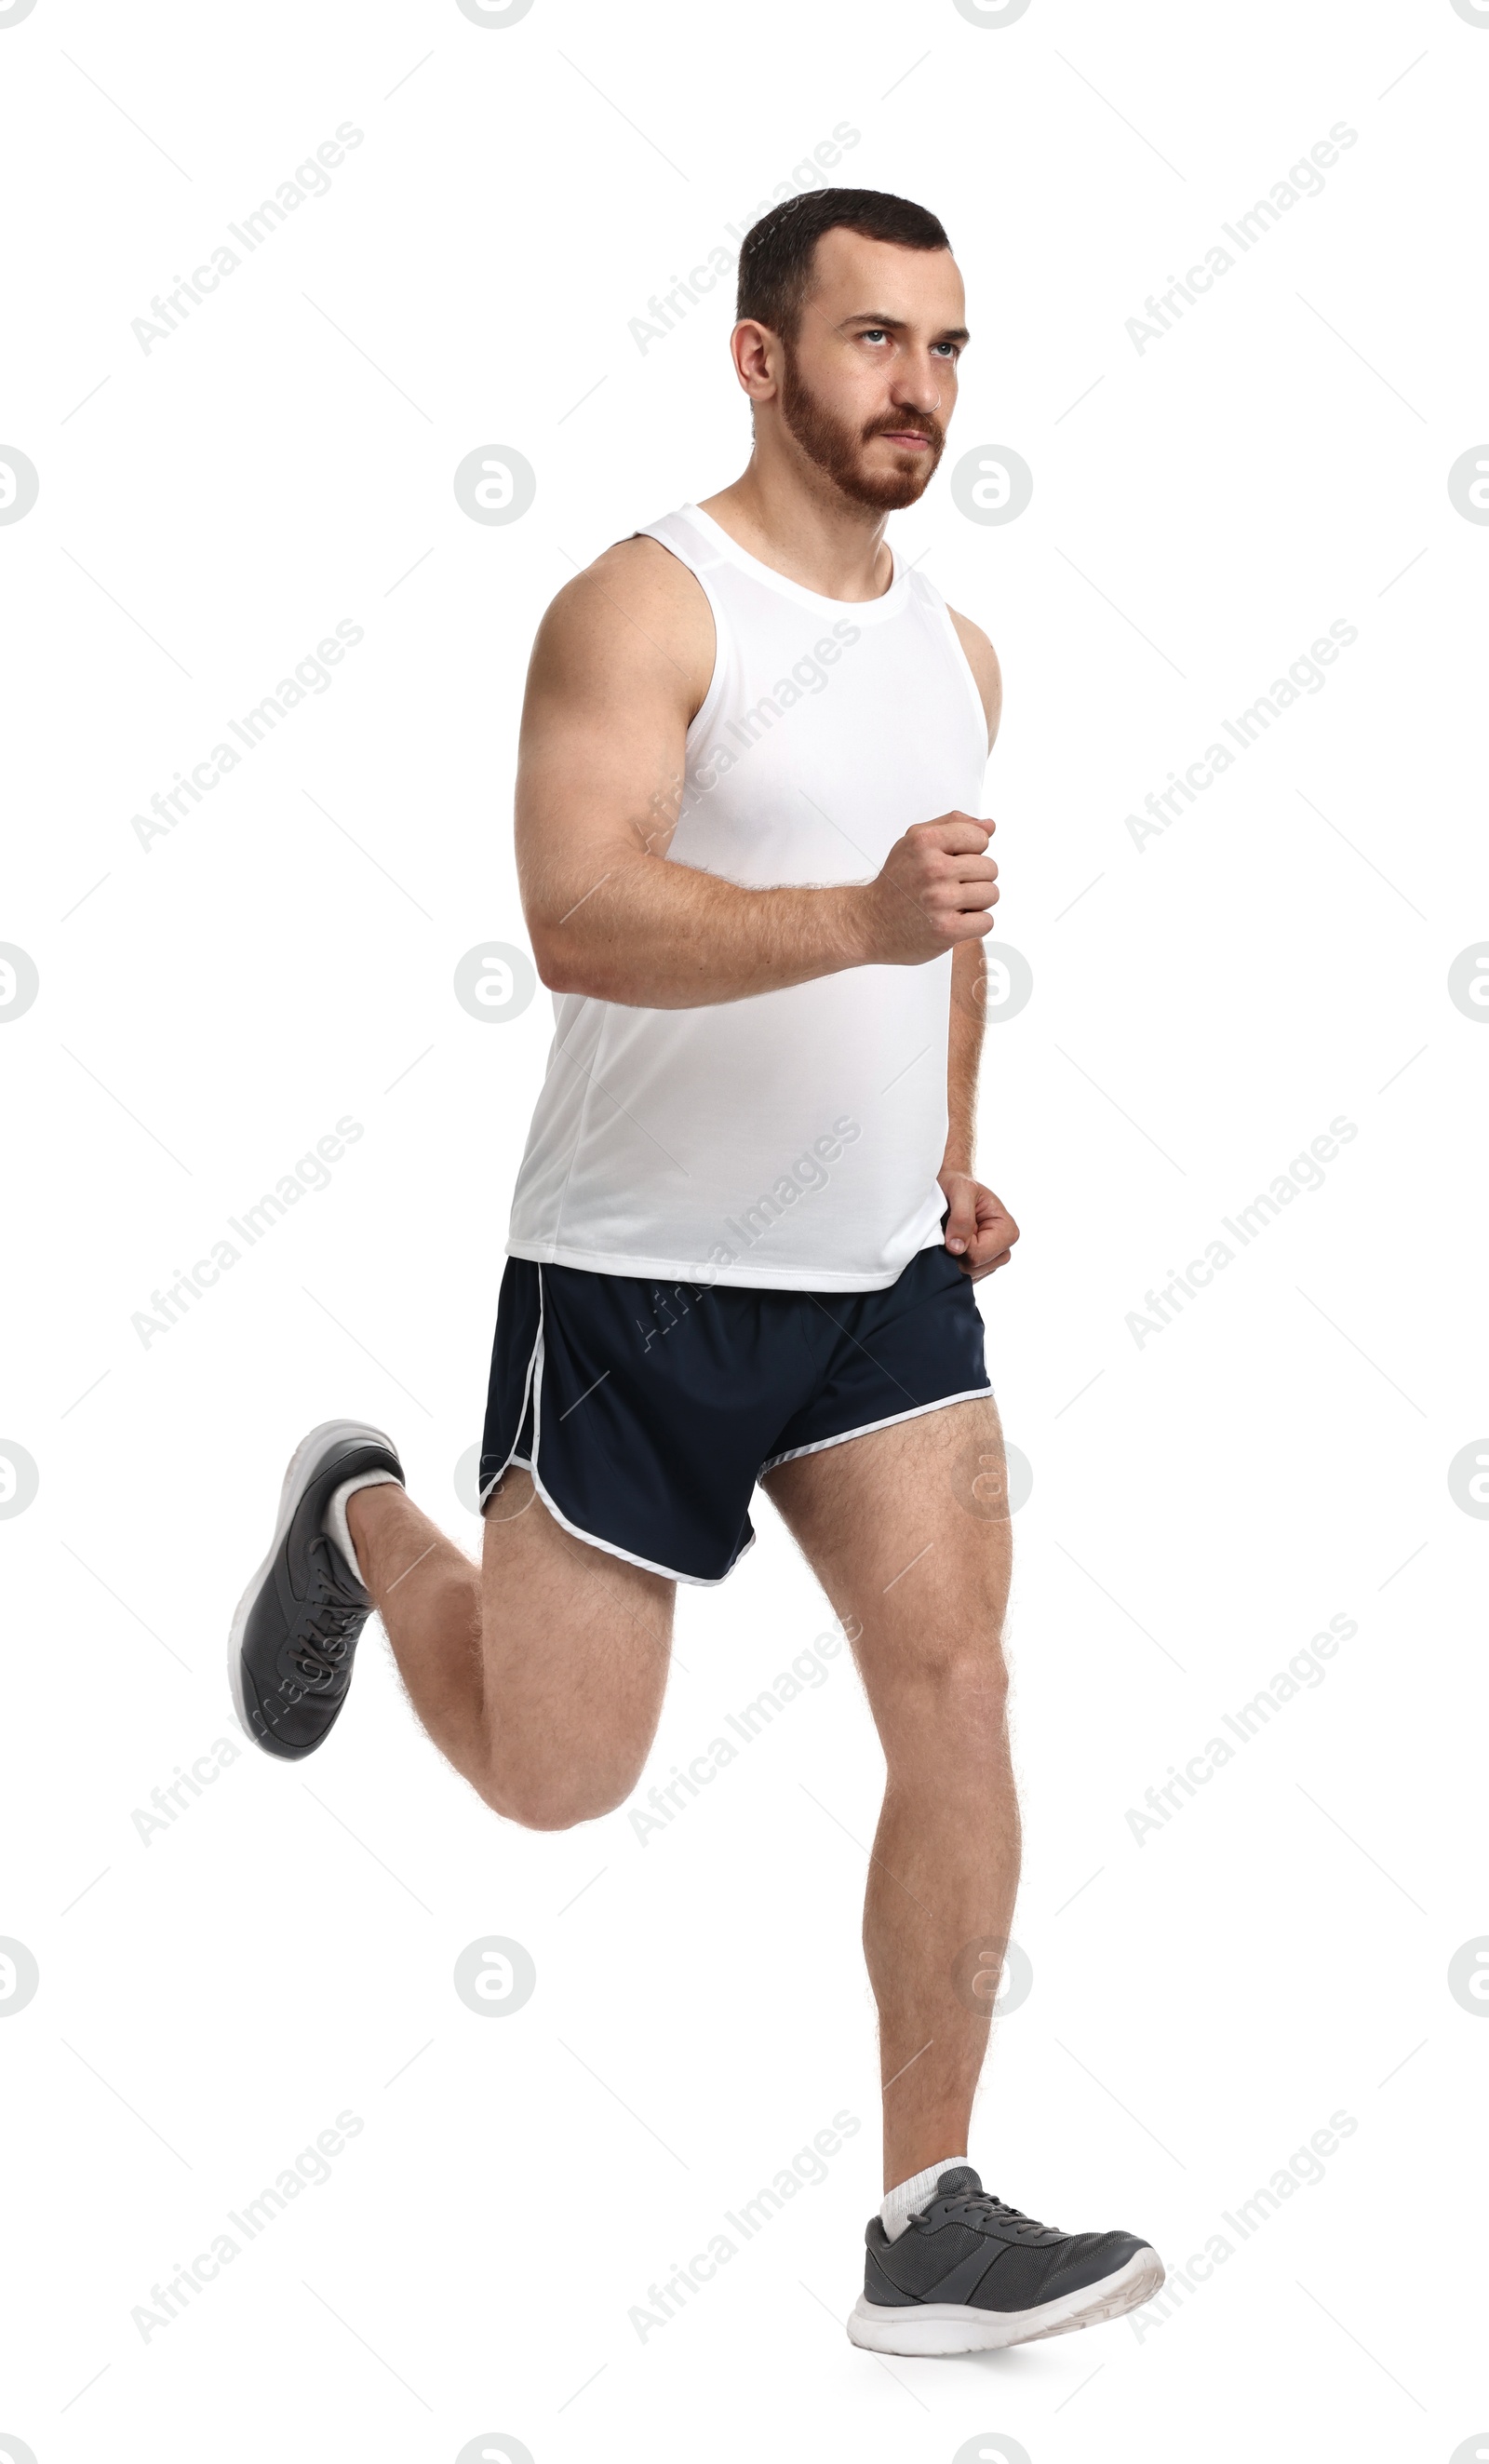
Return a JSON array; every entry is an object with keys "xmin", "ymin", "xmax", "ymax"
[
  {"xmin": 324, "ymin": 1469, "xmax": 401, "ymax": 1585},
  {"xmin": 880, "ymin": 2155, "xmax": 972, "ymax": 2242}
]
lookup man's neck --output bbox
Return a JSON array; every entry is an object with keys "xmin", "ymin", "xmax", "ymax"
[{"xmin": 697, "ymin": 465, "xmax": 895, "ymax": 603}]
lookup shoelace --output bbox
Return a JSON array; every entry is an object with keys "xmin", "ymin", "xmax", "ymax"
[
  {"xmin": 941, "ymin": 2192, "xmax": 1061, "ymax": 2240},
  {"xmin": 290, "ymin": 1554, "xmax": 366, "ymax": 1687}
]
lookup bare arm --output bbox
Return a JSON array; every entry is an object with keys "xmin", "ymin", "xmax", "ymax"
[
  {"xmin": 942, "ymin": 606, "xmax": 1002, "ymax": 1175},
  {"xmin": 945, "ymin": 941, "xmax": 986, "ymax": 1177},
  {"xmin": 515, "ymin": 538, "xmax": 999, "ymax": 1008},
  {"xmin": 940, "ymin": 608, "xmax": 1019, "ymax": 1277}
]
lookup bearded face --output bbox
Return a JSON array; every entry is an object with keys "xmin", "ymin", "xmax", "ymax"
[{"xmin": 778, "ymin": 339, "xmax": 946, "ymax": 511}]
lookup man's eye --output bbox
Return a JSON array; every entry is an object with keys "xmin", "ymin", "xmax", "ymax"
[{"xmin": 860, "ymin": 328, "xmax": 888, "ymax": 343}]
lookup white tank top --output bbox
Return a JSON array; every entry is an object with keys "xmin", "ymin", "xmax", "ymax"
[{"xmin": 506, "ymin": 502, "xmax": 989, "ymax": 1291}]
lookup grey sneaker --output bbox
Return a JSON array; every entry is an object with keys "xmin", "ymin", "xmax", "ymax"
[
  {"xmin": 848, "ymin": 2165, "xmax": 1164, "ymax": 2355},
  {"xmin": 228, "ymin": 1420, "xmax": 402, "ymax": 1760}
]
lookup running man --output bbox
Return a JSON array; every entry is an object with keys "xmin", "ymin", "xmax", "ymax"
[{"xmin": 230, "ymin": 187, "xmax": 1162, "ymax": 2354}]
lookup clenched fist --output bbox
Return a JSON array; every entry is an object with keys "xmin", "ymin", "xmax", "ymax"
[{"xmin": 858, "ymin": 814, "xmax": 999, "ymax": 965}]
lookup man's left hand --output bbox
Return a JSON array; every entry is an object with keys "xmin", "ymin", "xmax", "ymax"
[{"xmin": 939, "ymin": 1172, "xmax": 1020, "ymax": 1281}]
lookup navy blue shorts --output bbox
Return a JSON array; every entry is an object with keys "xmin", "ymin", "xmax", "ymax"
[{"xmin": 477, "ymin": 1238, "xmax": 991, "ymax": 1584}]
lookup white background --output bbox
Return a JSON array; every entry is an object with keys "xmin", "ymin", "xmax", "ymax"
[{"xmin": 2, "ymin": 0, "xmax": 1485, "ymax": 2457}]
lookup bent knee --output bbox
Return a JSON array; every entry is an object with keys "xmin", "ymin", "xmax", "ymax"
[{"xmin": 477, "ymin": 1760, "xmax": 638, "ymax": 1833}]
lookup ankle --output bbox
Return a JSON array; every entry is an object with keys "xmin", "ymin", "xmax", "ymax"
[
  {"xmin": 346, "ymin": 1477, "xmax": 400, "ymax": 1546},
  {"xmin": 880, "ymin": 2152, "xmax": 971, "ymax": 2240},
  {"xmin": 337, "ymin": 1471, "xmax": 404, "ymax": 1585}
]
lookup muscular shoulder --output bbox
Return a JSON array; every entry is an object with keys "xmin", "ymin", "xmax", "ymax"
[
  {"xmin": 527, "ymin": 533, "xmax": 716, "ymax": 722},
  {"xmin": 946, "ymin": 607, "xmax": 1002, "ymax": 752}
]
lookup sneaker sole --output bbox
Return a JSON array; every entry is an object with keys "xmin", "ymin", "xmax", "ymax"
[
  {"xmin": 227, "ymin": 1418, "xmax": 396, "ymax": 1750},
  {"xmin": 846, "ymin": 2244, "xmax": 1165, "ymax": 2355}
]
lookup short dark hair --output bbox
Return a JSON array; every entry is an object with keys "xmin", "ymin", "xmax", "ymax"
[{"xmin": 735, "ymin": 187, "xmax": 951, "ymax": 343}]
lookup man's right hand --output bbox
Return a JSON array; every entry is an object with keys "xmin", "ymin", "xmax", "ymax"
[{"xmin": 858, "ymin": 815, "xmax": 999, "ymax": 965}]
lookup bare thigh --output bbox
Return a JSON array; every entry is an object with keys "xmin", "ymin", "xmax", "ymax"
[
  {"xmin": 761, "ymin": 1395, "xmax": 1012, "ymax": 1733},
  {"xmin": 477, "ymin": 1466, "xmax": 675, "ymax": 1827}
]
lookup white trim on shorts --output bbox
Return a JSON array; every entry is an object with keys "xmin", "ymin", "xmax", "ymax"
[
  {"xmin": 476, "ymin": 1265, "xmax": 756, "ymax": 1589},
  {"xmin": 476, "ymin": 1272, "xmax": 544, "ymax": 1508},
  {"xmin": 758, "ymin": 1385, "xmax": 993, "ymax": 1477}
]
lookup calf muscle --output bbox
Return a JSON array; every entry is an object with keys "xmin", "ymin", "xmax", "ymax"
[
  {"xmin": 763, "ymin": 1396, "xmax": 1018, "ymax": 2187},
  {"xmin": 347, "ymin": 1471, "xmax": 674, "ymax": 1825}
]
